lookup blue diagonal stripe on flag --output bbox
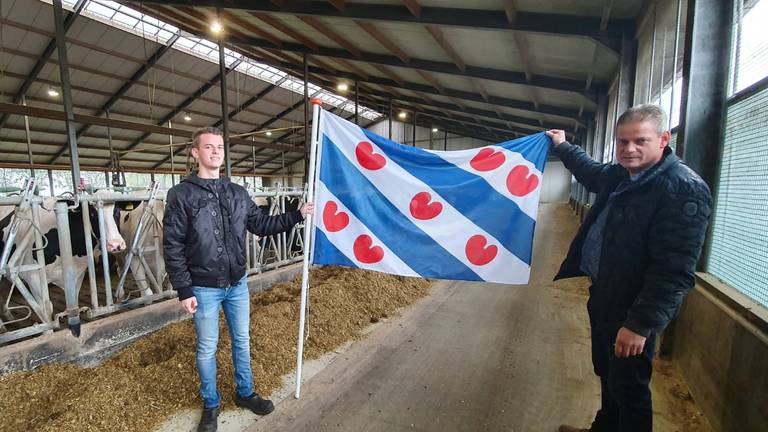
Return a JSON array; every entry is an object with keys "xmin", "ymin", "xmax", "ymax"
[
  {"xmin": 311, "ymin": 109, "xmax": 549, "ymax": 285},
  {"xmin": 313, "ymin": 229, "xmax": 357, "ymax": 268},
  {"xmin": 361, "ymin": 130, "xmax": 544, "ymax": 265},
  {"xmin": 315, "ymin": 136, "xmax": 483, "ymax": 281}
]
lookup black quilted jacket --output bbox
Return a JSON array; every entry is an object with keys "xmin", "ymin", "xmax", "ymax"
[
  {"xmin": 553, "ymin": 142, "xmax": 712, "ymax": 337},
  {"xmin": 163, "ymin": 174, "xmax": 303, "ymax": 300}
]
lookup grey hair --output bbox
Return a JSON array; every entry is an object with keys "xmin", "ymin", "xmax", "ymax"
[
  {"xmin": 616, "ymin": 104, "xmax": 668, "ymax": 135},
  {"xmin": 191, "ymin": 126, "xmax": 223, "ymax": 148}
]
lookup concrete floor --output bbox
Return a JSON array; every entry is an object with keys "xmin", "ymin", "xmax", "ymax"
[
  {"xmin": 241, "ymin": 203, "xmax": 714, "ymax": 432},
  {"xmin": 174, "ymin": 203, "xmax": 709, "ymax": 432}
]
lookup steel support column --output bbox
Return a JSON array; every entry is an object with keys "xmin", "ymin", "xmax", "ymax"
[
  {"xmin": 388, "ymin": 98, "xmax": 393, "ymax": 140},
  {"xmin": 48, "ymin": 169, "xmax": 54, "ymax": 196},
  {"xmin": 617, "ymin": 33, "xmax": 636, "ymax": 114},
  {"xmin": 53, "ymin": 0, "xmax": 81, "ymax": 193},
  {"xmin": 679, "ymin": 0, "xmax": 732, "ymax": 187},
  {"xmin": 22, "ymin": 96, "xmax": 35, "ymax": 176},
  {"xmin": 679, "ymin": 0, "xmax": 733, "ymax": 270},
  {"xmin": 354, "ymin": 79, "xmax": 359, "ymax": 125},
  {"xmin": 585, "ymin": 119, "xmax": 596, "ymax": 204},
  {"xmin": 595, "ymin": 94, "xmax": 609, "ymax": 163},
  {"xmin": 218, "ymin": 39, "xmax": 232, "ymax": 177},
  {"xmin": 54, "ymin": 200, "xmax": 80, "ymax": 336}
]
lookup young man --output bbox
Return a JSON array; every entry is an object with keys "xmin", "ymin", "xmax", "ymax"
[
  {"xmin": 547, "ymin": 105, "xmax": 711, "ymax": 432},
  {"xmin": 163, "ymin": 127, "xmax": 313, "ymax": 432}
]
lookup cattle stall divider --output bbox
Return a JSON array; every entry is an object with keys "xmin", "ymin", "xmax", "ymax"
[
  {"xmin": 80, "ymin": 184, "xmax": 172, "ymax": 319},
  {"xmin": 114, "ymin": 181, "xmax": 160, "ymax": 301},
  {"xmin": 245, "ymin": 187, "xmax": 306, "ymax": 276},
  {"xmin": 1, "ymin": 182, "xmax": 309, "ymax": 346},
  {"xmin": 0, "ymin": 179, "xmax": 57, "ymax": 344}
]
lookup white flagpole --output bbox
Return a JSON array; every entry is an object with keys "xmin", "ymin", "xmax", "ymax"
[
  {"xmin": 307, "ymin": 110, "xmax": 325, "ymax": 266},
  {"xmin": 295, "ymin": 98, "xmax": 323, "ymax": 399}
]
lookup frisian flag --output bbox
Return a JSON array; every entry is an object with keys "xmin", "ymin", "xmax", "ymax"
[{"xmin": 311, "ymin": 110, "xmax": 550, "ymax": 284}]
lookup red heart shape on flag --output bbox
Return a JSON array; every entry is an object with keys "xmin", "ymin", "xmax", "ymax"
[
  {"xmin": 322, "ymin": 201, "xmax": 349, "ymax": 232},
  {"xmin": 353, "ymin": 235, "xmax": 384, "ymax": 264},
  {"xmin": 465, "ymin": 235, "xmax": 498, "ymax": 266},
  {"xmin": 470, "ymin": 148, "xmax": 506, "ymax": 172},
  {"xmin": 506, "ymin": 165, "xmax": 540, "ymax": 197},
  {"xmin": 355, "ymin": 141, "xmax": 387, "ymax": 170},
  {"xmin": 409, "ymin": 192, "xmax": 443, "ymax": 220}
]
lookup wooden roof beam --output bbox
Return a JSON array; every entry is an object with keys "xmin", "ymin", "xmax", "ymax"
[
  {"xmin": 298, "ymin": 15, "xmax": 361, "ymax": 58},
  {"xmin": 403, "ymin": 0, "xmax": 421, "ymax": 17},
  {"xmin": 135, "ymin": 0, "xmax": 628, "ymax": 54},
  {"xmin": 355, "ymin": 20, "xmax": 410, "ymax": 64},
  {"xmin": 249, "ymin": 11, "xmax": 320, "ymax": 51},
  {"xmin": 327, "ymin": 0, "xmax": 345, "ymax": 12},
  {"xmin": 425, "ymin": 24, "xmax": 465, "ymax": 72},
  {"xmin": 220, "ymin": 9, "xmax": 283, "ymax": 47},
  {"xmin": 416, "ymin": 70, "xmax": 445, "ymax": 94}
]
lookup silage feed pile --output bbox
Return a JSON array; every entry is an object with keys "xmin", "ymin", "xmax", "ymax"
[{"xmin": 0, "ymin": 266, "xmax": 432, "ymax": 432}]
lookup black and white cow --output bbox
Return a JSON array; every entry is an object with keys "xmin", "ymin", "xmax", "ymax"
[
  {"xmin": 116, "ymin": 197, "xmax": 166, "ymax": 296},
  {"xmin": 0, "ymin": 190, "xmax": 127, "ymax": 305},
  {"xmin": 115, "ymin": 193, "xmax": 275, "ymax": 295}
]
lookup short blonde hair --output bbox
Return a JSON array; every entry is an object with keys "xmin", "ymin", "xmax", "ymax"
[
  {"xmin": 617, "ymin": 104, "xmax": 668, "ymax": 135},
  {"xmin": 191, "ymin": 127, "xmax": 223, "ymax": 149}
]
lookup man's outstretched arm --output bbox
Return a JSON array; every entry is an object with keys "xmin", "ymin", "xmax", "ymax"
[{"xmin": 547, "ymin": 129, "xmax": 615, "ymax": 193}]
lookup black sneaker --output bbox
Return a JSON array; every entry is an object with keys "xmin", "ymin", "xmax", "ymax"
[
  {"xmin": 197, "ymin": 406, "xmax": 219, "ymax": 432},
  {"xmin": 235, "ymin": 393, "xmax": 275, "ymax": 415}
]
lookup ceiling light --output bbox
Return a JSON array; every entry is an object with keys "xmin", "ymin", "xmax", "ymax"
[
  {"xmin": 47, "ymin": 88, "xmax": 60, "ymax": 98},
  {"xmin": 336, "ymin": 82, "xmax": 349, "ymax": 92},
  {"xmin": 432, "ymin": 127, "xmax": 439, "ymax": 133},
  {"xmin": 398, "ymin": 111, "xmax": 407, "ymax": 120},
  {"xmin": 183, "ymin": 113, "xmax": 192, "ymax": 122},
  {"xmin": 265, "ymin": 131, "xmax": 273, "ymax": 137},
  {"xmin": 210, "ymin": 20, "xmax": 223, "ymax": 34}
]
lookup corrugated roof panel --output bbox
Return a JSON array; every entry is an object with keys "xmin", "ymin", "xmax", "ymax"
[
  {"xmin": 431, "ymin": 26, "xmax": 523, "ymax": 74},
  {"xmin": 0, "ymin": 54, "xmax": 36, "ymax": 75}
]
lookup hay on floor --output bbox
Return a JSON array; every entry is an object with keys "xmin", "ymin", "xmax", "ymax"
[{"xmin": 0, "ymin": 266, "xmax": 432, "ymax": 432}]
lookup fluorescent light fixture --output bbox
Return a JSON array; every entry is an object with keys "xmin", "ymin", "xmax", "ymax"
[
  {"xmin": 398, "ymin": 111, "xmax": 407, "ymax": 120},
  {"xmin": 265, "ymin": 131, "xmax": 273, "ymax": 137},
  {"xmin": 183, "ymin": 113, "xmax": 192, "ymax": 122},
  {"xmin": 210, "ymin": 20, "xmax": 222, "ymax": 34},
  {"xmin": 47, "ymin": 88, "xmax": 60, "ymax": 97},
  {"xmin": 336, "ymin": 82, "xmax": 349, "ymax": 92},
  {"xmin": 432, "ymin": 127, "xmax": 439, "ymax": 133}
]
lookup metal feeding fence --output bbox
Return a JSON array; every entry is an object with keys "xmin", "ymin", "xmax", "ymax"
[{"xmin": 0, "ymin": 179, "xmax": 307, "ymax": 345}]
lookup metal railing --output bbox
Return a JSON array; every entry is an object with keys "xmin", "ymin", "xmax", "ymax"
[
  {"xmin": 0, "ymin": 179, "xmax": 57, "ymax": 343},
  {"xmin": 245, "ymin": 186, "xmax": 307, "ymax": 275},
  {"xmin": 80, "ymin": 182, "xmax": 172, "ymax": 320},
  {"xmin": 0, "ymin": 180, "xmax": 308, "ymax": 345}
]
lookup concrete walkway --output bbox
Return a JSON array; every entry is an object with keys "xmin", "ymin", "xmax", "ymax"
[
  {"xmin": 247, "ymin": 203, "xmax": 603, "ymax": 431},
  {"xmin": 173, "ymin": 202, "xmax": 709, "ymax": 432}
]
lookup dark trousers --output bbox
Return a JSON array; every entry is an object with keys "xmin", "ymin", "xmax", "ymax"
[{"xmin": 589, "ymin": 319, "xmax": 657, "ymax": 432}]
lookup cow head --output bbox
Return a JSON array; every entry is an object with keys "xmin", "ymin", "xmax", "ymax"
[{"xmin": 88, "ymin": 190, "xmax": 127, "ymax": 253}]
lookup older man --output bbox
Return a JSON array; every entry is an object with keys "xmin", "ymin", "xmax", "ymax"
[{"xmin": 547, "ymin": 105, "xmax": 711, "ymax": 432}]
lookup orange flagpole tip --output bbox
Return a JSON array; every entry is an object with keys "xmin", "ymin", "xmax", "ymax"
[{"xmin": 310, "ymin": 98, "xmax": 323, "ymax": 106}]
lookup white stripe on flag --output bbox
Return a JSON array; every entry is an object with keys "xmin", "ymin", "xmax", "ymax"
[
  {"xmin": 428, "ymin": 146, "xmax": 543, "ymax": 220},
  {"xmin": 321, "ymin": 111, "xmax": 531, "ymax": 284},
  {"xmin": 315, "ymin": 181, "xmax": 420, "ymax": 277}
]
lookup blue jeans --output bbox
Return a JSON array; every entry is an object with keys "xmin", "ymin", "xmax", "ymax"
[{"xmin": 192, "ymin": 277, "xmax": 253, "ymax": 408}]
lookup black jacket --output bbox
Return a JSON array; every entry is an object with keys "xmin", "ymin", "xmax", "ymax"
[
  {"xmin": 553, "ymin": 143, "xmax": 712, "ymax": 337},
  {"xmin": 163, "ymin": 174, "xmax": 303, "ymax": 300}
]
